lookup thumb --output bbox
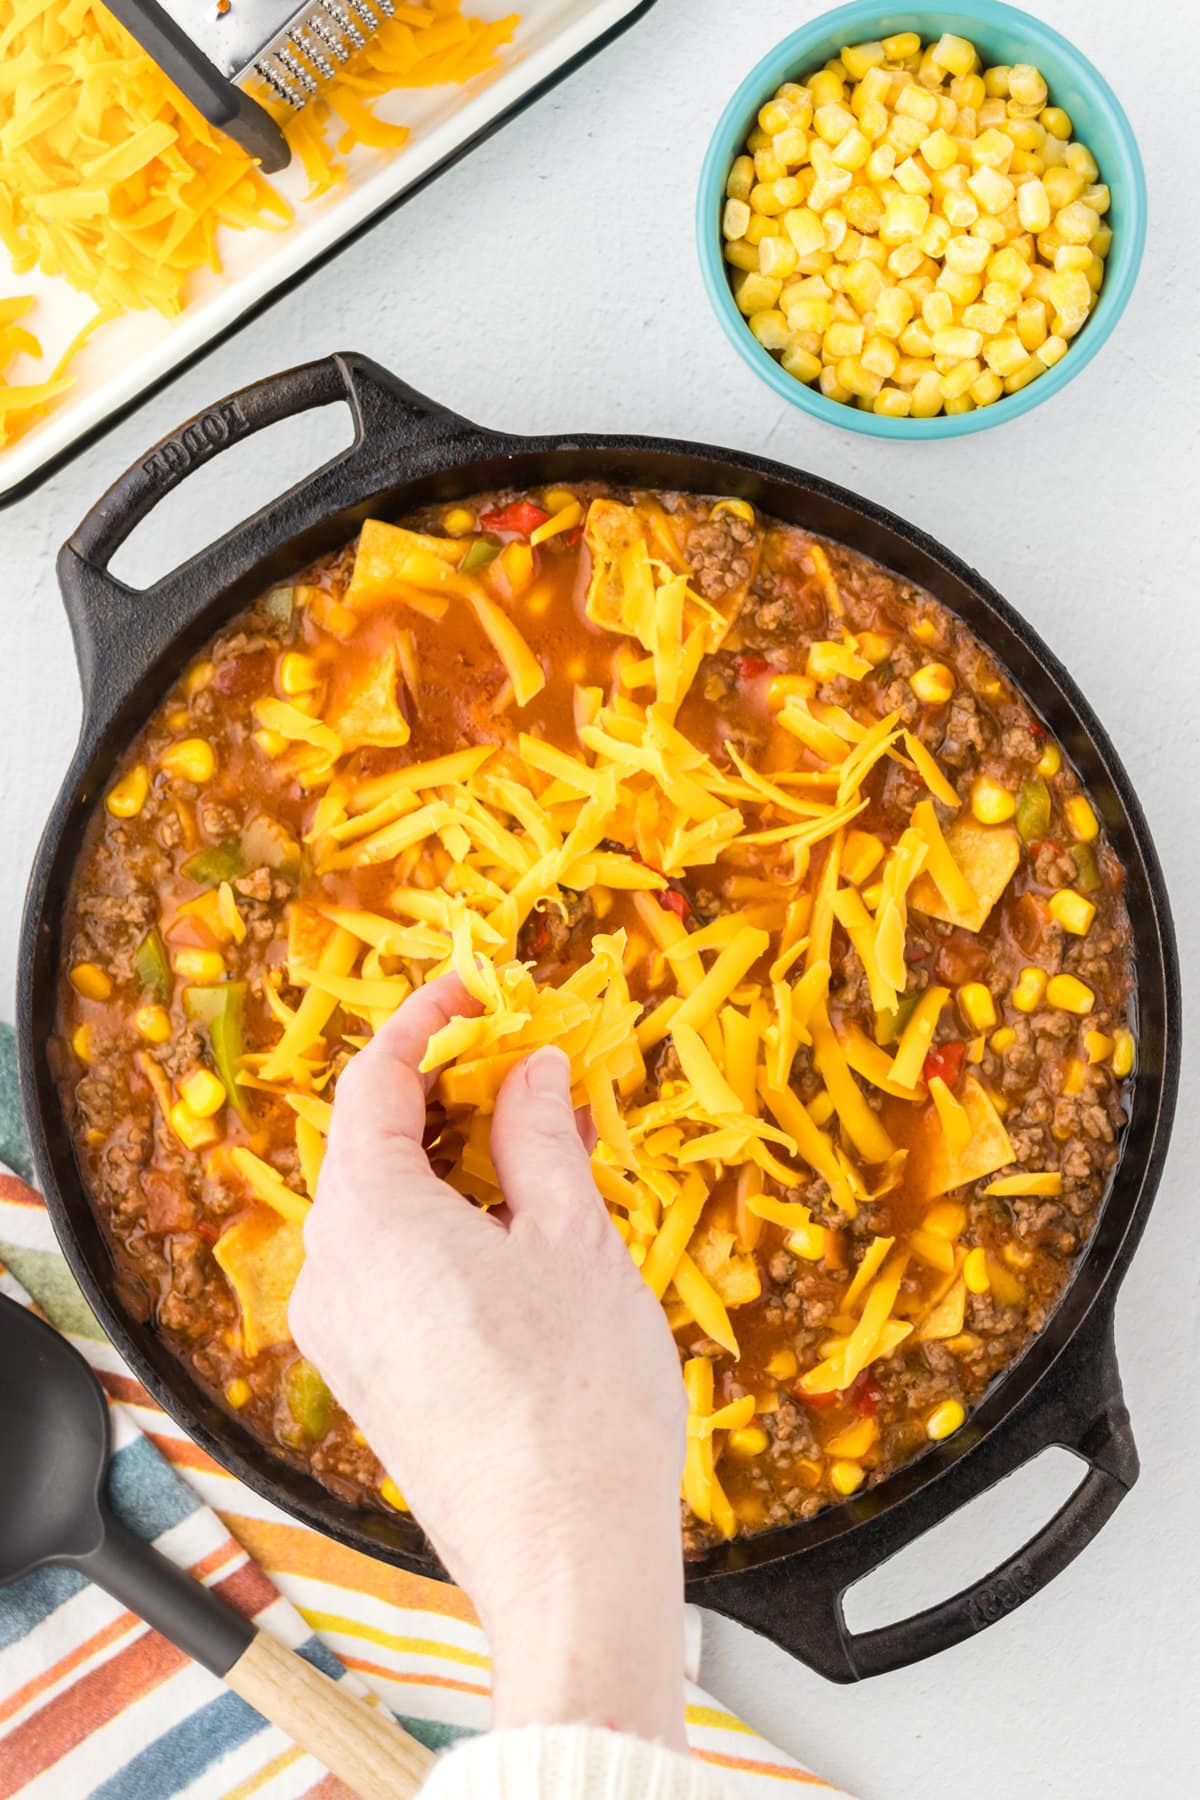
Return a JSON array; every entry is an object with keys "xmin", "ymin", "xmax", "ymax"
[{"xmin": 490, "ymin": 1047, "xmax": 606, "ymax": 1233}]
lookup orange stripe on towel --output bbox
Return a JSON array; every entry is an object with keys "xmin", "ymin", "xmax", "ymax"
[{"xmin": 0, "ymin": 1631, "xmax": 186, "ymax": 1798}]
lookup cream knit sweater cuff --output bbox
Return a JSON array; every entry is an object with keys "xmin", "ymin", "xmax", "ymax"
[{"xmin": 418, "ymin": 1725, "xmax": 735, "ymax": 1799}]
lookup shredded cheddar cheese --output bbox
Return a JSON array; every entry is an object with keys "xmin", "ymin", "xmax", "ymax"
[
  {"xmin": 179, "ymin": 491, "xmax": 1081, "ymax": 1538},
  {"xmin": 0, "ymin": 0, "xmax": 518, "ymax": 444}
]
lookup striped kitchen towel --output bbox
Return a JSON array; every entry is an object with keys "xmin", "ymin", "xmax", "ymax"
[{"xmin": 0, "ymin": 1028, "xmax": 850, "ymax": 1798}]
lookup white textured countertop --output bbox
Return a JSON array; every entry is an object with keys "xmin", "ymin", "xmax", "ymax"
[{"xmin": 2, "ymin": 2, "xmax": 1194, "ymax": 1792}]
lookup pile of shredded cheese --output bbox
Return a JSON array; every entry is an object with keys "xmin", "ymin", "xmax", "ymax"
[
  {"xmin": 212, "ymin": 498, "xmax": 1032, "ymax": 1536},
  {"xmin": 0, "ymin": 0, "xmax": 517, "ymax": 445}
]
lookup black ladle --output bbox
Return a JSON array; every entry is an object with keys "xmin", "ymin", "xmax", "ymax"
[{"xmin": 0, "ymin": 1295, "xmax": 433, "ymax": 1798}]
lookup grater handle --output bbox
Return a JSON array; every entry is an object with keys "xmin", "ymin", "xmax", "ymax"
[
  {"xmin": 102, "ymin": 0, "xmax": 291, "ymax": 171},
  {"xmin": 58, "ymin": 352, "xmax": 495, "ymax": 741}
]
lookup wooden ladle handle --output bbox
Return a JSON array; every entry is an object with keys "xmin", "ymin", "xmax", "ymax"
[{"xmin": 225, "ymin": 1630, "xmax": 435, "ymax": 1798}]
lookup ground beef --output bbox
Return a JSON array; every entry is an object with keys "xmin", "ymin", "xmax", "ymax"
[{"xmin": 684, "ymin": 515, "xmax": 755, "ymax": 600}]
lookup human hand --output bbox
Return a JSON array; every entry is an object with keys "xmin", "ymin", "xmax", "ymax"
[{"xmin": 289, "ymin": 973, "xmax": 688, "ymax": 1745}]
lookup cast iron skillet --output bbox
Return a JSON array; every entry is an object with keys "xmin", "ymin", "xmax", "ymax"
[{"xmin": 18, "ymin": 352, "xmax": 1180, "ymax": 1684}]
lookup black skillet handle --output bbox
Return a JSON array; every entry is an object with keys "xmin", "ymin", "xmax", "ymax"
[
  {"xmin": 57, "ymin": 352, "xmax": 497, "ymax": 738},
  {"xmin": 691, "ymin": 1303, "xmax": 1137, "ymax": 1682}
]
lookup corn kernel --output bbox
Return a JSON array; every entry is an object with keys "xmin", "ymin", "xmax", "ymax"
[
  {"xmin": 1041, "ymin": 105, "xmax": 1071, "ymax": 140},
  {"xmin": 931, "ymin": 33, "xmax": 975, "ymax": 77},
  {"xmin": 874, "ymin": 285, "xmax": 915, "ymax": 339},
  {"xmin": 781, "ymin": 344, "xmax": 823, "ymax": 383},
  {"xmin": 1004, "ymin": 354, "xmax": 1046, "ymax": 393},
  {"xmin": 71, "ymin": 1023, "xmax": 93, "ymax": 1062},
  {"xmin": 932, "ymin": 325, "xmax": 983, "ymax": 360},
  {"xmin": 380, "ymin": 1477, "xmax": 409, "ymax": 1512},
  {"xmin": 160, "ymin": 738, "xmax": 216, "ymax": 784},
  {"xmin": 910, "ymin": 661, "xmax": 955, "ymax": 705},
  {"xmin": 925, "ymin": 1200, "xmax": 968, "ymax": 1239},
  {"xmin": 135, "ymin": 1004, "xmax": 172, "ymax": 1043},
  {"xmin": 968, "ymin": 164, "xmax": 1015, "ymax": 214},
  {"xmin": 278, "ymin": 652, "xmax": 320, "ymax": 696},
  {"xmin": 774, "ymin": 126, "xmax": 810, "ymax": 167},
  {"xmin": 826, "ymin": 1416, "xmax": 880, "ymax": 1459},
  {"xmin": 727, "ymin": 154, "xmax": 754, "ymax": 201},
  {"xmin": 173, "ymin": 948, "xmax": 225, "ymax": 983},
  {"xmin": 106, "ymin": 764, "xmax": 150, "ymax": 819},
  {"xmin": 844, "ymin": 259, "xmax": 886, "ymax": 312},
  {"xmin": 1066, "ymin": 141, "xmax": 1099, "ymax": 181},
  {"xmin": 1007, "ymin": 64, "xmax": 1047, "ymax": 109},
  {"xmin": 981, "ymin": 332, "xmax": 1027, "ymax": 377},
  {"xmin": 939, "ymin": 358, "xmax": 981, "ymax": 401},
  {"xmin": 882, "ymin": 30, "xmax": 920, "ymax": 59},
  {"xmin": 1048, "ymin": 889, "xmax": 1096, "ymax": 936},
  {"xmin": 723, "ymin": 197, "xmax": 751, "ymax": 240},
  {"xmin": 990, "ymin": 1026, "xmax": 1016, "ymax": 1054},
  {"xmin": 971, "ymin": 369, "xmax": 1004, "ymax": 406},
  {"xmin": 254, "ymin": 728, "xmax": 288, "ymax": 757},
  {"xmin": 184, "ymin": 660, "xmax": 215, "ymax": 698},
  {"xmin": 927, "ymin": 1398, "xmax": 966, "ymax": 1440},
  {"xmin": 1111, "ymin": 1029, "xmax": 1135, "ymax": 1078},
  {"xmin": 787, "ymin": 1221, "xmax": 828, "ymax": 1261},
  {"xmin": 70, "ymin": 961, "xmax": 112, "ymax": 1001},
  {"xmin": 1012, "ymin": 967, "xmax": 1048, "ymax": 1012},
  {"xmin": 180, "ymin": 1067, "xmax": 227, "ymax": 1118},
  {"xmin": 959, "ymin": 982, "xmax": 997, "ymax": 1031},
  {"xmin": 733, "ymin": 271, "xmax": 782, "ymax": 315},
  {"xmin": 829, "ymin": 1459, "xmax": 865, "ymax": 1496},
  {"xmin": 728, "ymin": 1424, "xmax": 770, "ymax": 1458},
  {"xmin": 910, "ymin": 370, "xmax": 944, "ymax": 416},
  {"xmin": 1063, "ymin": 1057, "xmax": 1087, "ymax": 1096},
  {"xmin": 862, "ymin": 335, "xmax": 899, "ymax": 379},
  {"xmin": 971, "ymin": 775, "xmax": 1016, "ymax": 823},
  {"xmin": 225, "ymin": 1377, "xmax": 252, "ymax": 1409},
  {"xmin": 1066, "ymin": 795, "xmax": 1099, "ymax": 841},
  {"xmin": 766, "ymin": 1348, "xmax": 799, "ymax": 1381},
  {"xmin": 823, "ymin": 319, "xmax": 864, "ymax": 360},
  {"xmin": 170, "ymin": 1100, "xmax": 221, "ymax": 1151},
  {"xmin": 1046, "ymin": 973, "xmax": 1094, "ymax": 1015},
  {"xmin": 873, "ymin": 388, "xmax": 912, "ymax": 417},
  {"xmin": 1084, "ymin": 1029, "xmax": 1114, "ymax": 1064},
  {"xmin": 964, "ymin": 1246, "xmax": 991, "ymax": 1294}
]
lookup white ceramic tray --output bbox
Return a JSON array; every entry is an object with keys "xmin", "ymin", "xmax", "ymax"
[{"xmin": 0, "ymin": 0, "xmax": 656, "ymax": 504}]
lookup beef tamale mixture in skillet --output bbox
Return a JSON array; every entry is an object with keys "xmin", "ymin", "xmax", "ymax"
[{"xmin": 55, "ymin": 486, "xmax": 1135, "ymax": 1550}]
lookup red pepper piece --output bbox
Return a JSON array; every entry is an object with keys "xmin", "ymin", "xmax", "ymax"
[
  {"xmin": 565, "ymin": 523, "xmax": 584, "ymax": 547},
  {"xmin": 853, "ymin": 1376, "xmax": 884, "ymax": 1416},
  {"xmin": 478, "ymin": 500, "xmax": 550, "ymax": 538},
  {"xmin": 525, "ymin": 913, "xmax": 551, "ymax": 956},
  {"xmin": 923, "ymin": 1039, "xmax": 966, "ymax": 1088},
  {"xmin": 658, "ymin": 888, "xmax": 691, "ymax": 921},
  {"xmin": 738, "ymin": 654, "xmax": 771, "ymax": 681}
]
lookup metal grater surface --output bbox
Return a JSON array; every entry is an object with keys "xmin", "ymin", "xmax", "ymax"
[{"xmin": 148, "ymin": 0, "xmax": 396, "ymax": 111}]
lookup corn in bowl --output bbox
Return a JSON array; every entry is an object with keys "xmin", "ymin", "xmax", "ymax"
[{"xmin": 722, "ymin": 32, "xmax": 1112, "ymax": 419}]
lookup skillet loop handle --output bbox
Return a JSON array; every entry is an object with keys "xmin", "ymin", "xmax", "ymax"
[
  {"xmin": 68, "ymin": 352, "xmax": 468, "ymax": 579},
  {"xmin": 57, "ymin": 352, "xmax": 488, "ymax": 720},
  {"xmin": 692, "ymin": 1305, "xmax": 1137, "ymax": 1683}
]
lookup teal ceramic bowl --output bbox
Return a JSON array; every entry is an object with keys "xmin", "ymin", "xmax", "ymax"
[{"xmin": 696, "ymin": 0, "xmax": 1146, "ymax": 438}]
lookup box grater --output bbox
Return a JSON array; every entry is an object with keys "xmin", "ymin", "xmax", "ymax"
[{"xmin": 103, "ymin": 0, "xmax": 399, "ymax": 173}]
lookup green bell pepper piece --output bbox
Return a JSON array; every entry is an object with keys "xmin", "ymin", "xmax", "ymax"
[
  {"xmin": 284, "ymin": 1358, "xmax": 331, "ymax": 1441},
  {"xmin": 874, "ymin": 991, "xmax": 918, "ymax": 1047},
  {"xmin": 460, "ymin": 539, "xmax": 500, "ymax": 573},
  {"xmin": 263, "ymin": 587, "xmax": 294, "ymax": 625},
  {"xmin": 183, "ymin": 981, "xmax": 248, "ymax": 1119},
  {"xmin": 1071, "ymin": 841, "xmax": 1102, "ymax": 893},
  {"xmin": 133, "ymin": 927, "xmax": 171, "ymax": 1003},
  {"xmin": 1015, "ymin": 776, "xmax": 1051, "ymax": 845},
  {"xmin": 182, "ymin": 841, "xmax": 247, "ymax": 885}
]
